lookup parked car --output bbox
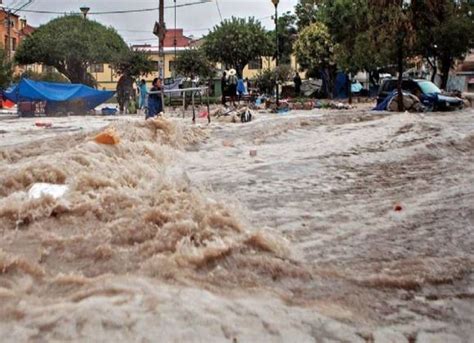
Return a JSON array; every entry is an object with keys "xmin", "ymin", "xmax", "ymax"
[{"xmin": 377, "ymin": 79, "xmax": 464, "ymax": 111}]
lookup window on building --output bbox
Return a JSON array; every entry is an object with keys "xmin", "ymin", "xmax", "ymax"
[
  {"xmin": 91, "ymin": 64, "xmax": 104, "ymax": 73},
  {"xmin": 248, "ymin": 58, "xmax": 262, "ymax": 70},
  {"xmin": 12, "ymin": 38, "xmax": 16, "ymax": 51}
]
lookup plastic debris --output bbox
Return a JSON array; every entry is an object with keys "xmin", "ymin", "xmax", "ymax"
[
  {"xmin": 222, "ymin": 140, "xmax": 234, "ymax": 147},
  {"xmin": 28, "ymin": 183, "xmax": 68, "ymax": 200},
  {"xmin": 35, "ymin": 121, "xmax": 53, "ymax": 128},
  {"xmin": 394, "ymin": 203, "xmax": 403, "ymax": 212},
  {"xmin": 94, "ymin": 128, "xmax": 120, "ymax": 145}
]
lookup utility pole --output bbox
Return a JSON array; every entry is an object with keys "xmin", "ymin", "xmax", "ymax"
[
  {"xmin": 6, "ymin": 10, "xmax": 11, "ymax": 61},
  {"xmin": 174, "ymin": 0, "xmax": 177, "ymax": 77},
  {"xmin": 272, "ymin": 0, "xmax": 280, "ymax": 107},
  {"xmin": 159, "ymin": 0, "xmax": 165, "ymax": 112}
]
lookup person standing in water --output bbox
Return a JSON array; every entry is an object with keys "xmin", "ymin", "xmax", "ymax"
[
  {"xmin": 138, "ymin": 79, "xmax": 148, "ymax": 112},
  {"xmin": 147, "ymin": 78, "xmax": 163, "ymax": 119},
  {"xmin": 237, "ymin": 76, "xmax": 246, "ymax": 103},
  {"xmin": 228, "ymin": 69, "xmax": 238, "ymax": 107},
  {"xmin": 116, "ymin": 73, "xmax": 133, "ymax": 114},
  {"xmin": 294, "ymin": 72, "xmax": 302, "ymax": 97},
  {"xmin": 221, "ymin": 71, "xmax": 228, "ymax": 106}
]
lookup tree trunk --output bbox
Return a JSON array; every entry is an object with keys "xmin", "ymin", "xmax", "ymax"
[
  {"xmin": 427, "ymin": 58, "xmax": 437, "ymax": 83},
  {"xmin": 323, "ymin": 67, "xmax": 336, "ymax": 99},
  {"xmin": 397, "ymin": 45, "xmax": 404, "ymax": 112},
  {"xmin": 236, "ymin": 64, "xmax": 244, "ymax": 79},
  {"xmin": 440, "ymin": 55, "xmax": 451, "ymax": 91},
  {"xmin": 56, "ymin": 60, "xmax": 95, "ymax": 87}
]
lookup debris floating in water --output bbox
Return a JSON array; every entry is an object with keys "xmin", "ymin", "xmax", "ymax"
[
  {"xmin": 94, "ymin": 128, "xmax": 120, "ymax": 145},
  {"xmin": 35, "ymin": 121, "xmax": 53, "ymax": 128},
  {"xmin": 28, "ymin": 183, "xmax": 69, "ymax": 199}
]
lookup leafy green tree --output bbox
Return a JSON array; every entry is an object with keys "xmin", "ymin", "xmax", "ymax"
[
  {"xmin": 203, "ymin": 17, "xmax": 273, "ymax": 77},
  {"xmin": 174, "ymin": 48, "xmax": 215, "ymax": 80},
  {"xmin": 15, "ymin": 15, "xmax": 128, "ymax": 86},
  {"xmin": 255, "ymin": 64, "xmax": 294, "ymax": 95},
  {"xmin": 366, "ymin": 0, "xmax": 417, "ymax": 110},
  {"xmin": 268, "ymin": 12, "xmax": 298, "ymax": 65},
  {"xmin": 112, "ymin": 49, "xmax": 155, "ymax": 79},
  {"xmin": 0, "ymin": 48, "xmax": 12, "ymax": 89},
  {"xmin": 295, "ymin": 0, "xmax": 322, "ymax": 29},
  {"xmin": 294, "ymin": 22, "xmax": 336, "ymax": 97},
  {"xmin": 414, "ymin": 0, "xmax": 474, "ymax": 89}
]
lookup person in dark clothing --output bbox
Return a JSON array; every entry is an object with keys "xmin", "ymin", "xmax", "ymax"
[
  {"xmin": 117, "ymin": 74, "xmax": 133, "ymax": 114},
  {"xmin": 221, "ymin": 72, "xmax": 227, "ymax": 106},
  {"xmin": 147, "ymin": 78, "xmax": 162, "ymax": 119},
  {"xmin": 294, "ymin": 72, "xmax": 302, "ymax": 97},
  {"xmin": 227, "ymin": 69, "xmax": 238, "ymax": 107}
]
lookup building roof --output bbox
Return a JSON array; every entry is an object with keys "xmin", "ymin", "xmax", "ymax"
[
  {"xmin": 163, "ymin": 29, "xmax": 192, "ymax": 48},
  {"xmin": 132, "ymin": 45, "xmax": 190, "ymax": 54}
]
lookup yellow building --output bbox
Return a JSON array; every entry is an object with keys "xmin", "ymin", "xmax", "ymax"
[{"xmin": 91, "ymin": 45, "xmax": 303, "ymax": 91}]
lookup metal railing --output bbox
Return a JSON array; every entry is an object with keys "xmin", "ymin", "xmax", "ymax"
[{"xmin": 148, "ymin": 86, "xmax": 211, "ymax": 123}]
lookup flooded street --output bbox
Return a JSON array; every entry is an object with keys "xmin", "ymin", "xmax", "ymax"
[{"xmin": 0, "ymin": 107, "xmax": 473, "ymax": 342}]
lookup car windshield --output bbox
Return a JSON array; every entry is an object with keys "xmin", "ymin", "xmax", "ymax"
[{"xmin": 418, "ymin": 81, "xmax": 441, "ymax": 94}]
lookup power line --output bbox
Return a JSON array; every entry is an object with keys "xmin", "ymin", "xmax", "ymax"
[
  {"xmin": 215, "ymin": 0, "xmax": 223, "ymax": 21},
  {"xmin": 4, "ymin": 0, "xmax": 212, "ymax": 15}
]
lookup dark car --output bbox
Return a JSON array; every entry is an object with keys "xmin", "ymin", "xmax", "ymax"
[{"xmin": 377, "ymin": 79, "xmax": 464, "ymax": 111}]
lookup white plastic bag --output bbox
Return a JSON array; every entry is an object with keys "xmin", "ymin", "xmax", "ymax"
[{"xmin": 28, "ymin": 183, "xmax": 69, "ymax": 200}]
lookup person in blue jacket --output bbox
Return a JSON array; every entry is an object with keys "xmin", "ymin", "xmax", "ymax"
[
  {"xmin": 138, "ymin": 79, "xmax": 148, "ymax": 111},
  {"xmin": 237, "ymin": 76, "xmax": 246, "ymax": 103},
  {"xmin": 147, "ymin": 78, "xmax": 163, "ymax": 119}
]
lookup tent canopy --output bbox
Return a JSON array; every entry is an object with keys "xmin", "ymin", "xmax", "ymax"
[{"xmin": 4, "ymin": 78, "xmax": 114, "ymax": 111}]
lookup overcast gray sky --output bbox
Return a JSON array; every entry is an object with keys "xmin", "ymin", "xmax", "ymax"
[{"xmin": 6, "ymin": 0, "xmax": 298, "ymax": 44}]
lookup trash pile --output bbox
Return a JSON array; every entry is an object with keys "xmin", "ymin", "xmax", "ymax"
[
  {"xmin": 210, "ymin": 105, "xmax": 254, "ymax": 124},
  {"xmin": 287, "ymin": 99, "xmax": 354, "ymax": 111}
]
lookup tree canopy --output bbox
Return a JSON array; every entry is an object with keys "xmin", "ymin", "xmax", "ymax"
[
  {"xmin": 294, "ymin": 22, "xmax": 335, "ymax": 96},
  {"xmin": 414, "ymin": 0, "xmax": 474, "ymax": 88},
  {"xmin": 174, "ymin": 48, "xmax": 215, "ymax": 80},
  {"xmin": 0, "ymin": 48, "xmax": 12, "ymax": 89},
  {"xmin": 203, "ymin": 17, "xmax": 272, "ymax": 77},
  {"xmin": 15, "ymin": 15, "xmax": 128, "ymax": 86},
  {"xmin": 112, "ymin": 49, "xmax": 155, "ymax": 79},
  {"xmin": 295, "ymin": 0, "xmax": 321, "ymax": 29},
  {"xmin": 268, "ymin": 11, "xmax": 298, "ymax": 65}
]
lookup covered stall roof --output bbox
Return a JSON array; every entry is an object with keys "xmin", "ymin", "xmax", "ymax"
[{"xmin": 4, "ymin": 78, "xmax": 114, "ymax": 111}]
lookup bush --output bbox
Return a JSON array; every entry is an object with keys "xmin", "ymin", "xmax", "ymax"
[{"xmin": 255, "ymin": 64, "xmax": 294, "ymax": 95}]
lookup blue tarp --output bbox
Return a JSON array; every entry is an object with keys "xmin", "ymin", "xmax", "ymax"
[
  {"xmin": 334, "ymin": 72, "xmax": 348, "ymax": 99},
  {"xmin": 4, "ymin": 78, "xmax": 114, "ymax": 111},
  {"xmin": 373, "ymin": 90, "xmax": 398, "ymax": 111}
]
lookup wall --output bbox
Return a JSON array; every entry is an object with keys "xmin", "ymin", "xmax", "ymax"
[
  {"xmin": 93, "ymin": 51, "xmax": 302, "ymax": 91},
  {"xmin": 93, "ymin": 54, "xmax": 179, "ymax": 91}
]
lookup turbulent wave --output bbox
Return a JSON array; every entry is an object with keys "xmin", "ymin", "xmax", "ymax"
[{"xmin": 0, "ymin": 118, "xmax": 312, "ymax": 337}]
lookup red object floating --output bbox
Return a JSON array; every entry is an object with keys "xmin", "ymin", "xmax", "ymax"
[
  {"xmin": 35, "ymin": 122, "xmax": 53, "ymax": 128},
  {"xmin": 394, "ymin": 204, "xmax": 403, "ymax": 212}
]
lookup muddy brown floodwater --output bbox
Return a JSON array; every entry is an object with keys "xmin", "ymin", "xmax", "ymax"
[{"xmin": 0, "ymin": 107, "xmax": 473, "ymax": 342}]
